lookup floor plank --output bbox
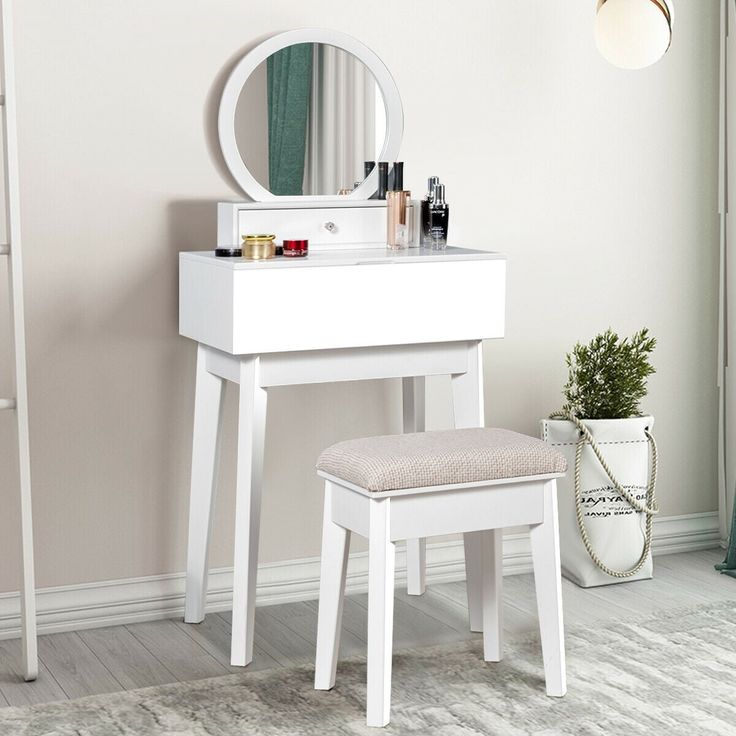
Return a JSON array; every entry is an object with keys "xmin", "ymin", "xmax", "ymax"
[
  {"xmin": 174, "ymin": 615, "xmax": 279, "ymax": 673},
  {"xmin": 36, "ymin": 632, "xmax": 123, "ymax": 700},
  {"xmin": 303, "ymin": 596, "xmax": 370, "ymax": 647},
  {"xmin": 78, "ymin": 626, "xmax": 177, "ymax": 690},
  {"xmin": 219, "ymin": 608, "xmax": 316, "ymax": 667},
  {"xmin": 352, "ymin": 592, "xmax": 470, "ymax": 650},
  {"xmin": 426, "ymin": 579, "xmax": 544, "ymax": 636},
  {"xmin": 394, "ymin": 587, "xmax": 472, "ymax": 634},
  {"xmin": 125, "ymin": 620, "xmax": 229, "ymax": 682},
  {"xmin": 0, "ymin": 639, "xmax": 66, "ymax": 707},
  {"xmin": 265, "ymin": 600, "xmax": 366, "ymax": 659}
]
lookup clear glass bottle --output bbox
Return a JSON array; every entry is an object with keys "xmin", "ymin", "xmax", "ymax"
[{"xmin": 386, "ymin": 191, "xmax": 413, "ymax": 249}]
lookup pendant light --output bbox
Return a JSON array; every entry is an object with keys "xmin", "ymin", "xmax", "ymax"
[{"xmin": 595, "ymin": 0, "xmax": 673, "ymax": 70}]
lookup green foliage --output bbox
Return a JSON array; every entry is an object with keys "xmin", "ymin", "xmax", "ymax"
[{"xmin": 558, "ymin": 328, "xmax": 656, "ymax": 420}]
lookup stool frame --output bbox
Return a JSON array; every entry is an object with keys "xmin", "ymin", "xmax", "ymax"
[{"xmin": 314, "ymin": 470, "xmax": 567, "ymax": 728}]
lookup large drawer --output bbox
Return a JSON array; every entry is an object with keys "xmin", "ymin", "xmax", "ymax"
[{"xmin": 179, "ymin": 251, "xmax": 506, "ymax": 355}]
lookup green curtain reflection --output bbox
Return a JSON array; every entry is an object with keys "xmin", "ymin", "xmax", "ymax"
[{"xmin": 267, "ymin": 44, "xmax": 313, "ymax": 196}]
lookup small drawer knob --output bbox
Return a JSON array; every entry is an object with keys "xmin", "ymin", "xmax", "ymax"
[{"xmin": 323, "ymin": 221, "xmax": 337, "ymax": 233}]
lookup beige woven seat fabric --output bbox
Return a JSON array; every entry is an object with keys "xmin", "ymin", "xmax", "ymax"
[{"xmin": 316, "ymin": 428, "xmax": 567, "ymax": 492}]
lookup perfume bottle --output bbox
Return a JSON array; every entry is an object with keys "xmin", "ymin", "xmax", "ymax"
[
  {"xmin": 428, "ymin": 183, "xmax": 449, "ymax": 250},
  {"xmin": 386, "ymin": 161, "xmax": 413, "ymax": 249},
  {"xmin": 420, "ymin": 176, "xmax": 440, "ymax": 246},
  {"xmin": 387, "ymin": 191, "xmax": 412, "ymax": 249}
]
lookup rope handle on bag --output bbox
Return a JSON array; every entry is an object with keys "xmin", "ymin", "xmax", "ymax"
[{"xmin": 550, "ymin": 412, "xmax": 659, "ymax": 579}]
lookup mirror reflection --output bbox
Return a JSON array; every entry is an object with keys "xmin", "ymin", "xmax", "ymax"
[{"xmin": 235, "ymin": 43, "xmax": 387, "ymax": 197}]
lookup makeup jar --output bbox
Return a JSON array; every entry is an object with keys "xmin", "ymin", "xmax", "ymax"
[
  {"xmin": 283, "ymin": 239, "xmax": 308, "ymax": 257},
  {"xmin": 242, "ymin": 234, "xmax": 276, "ymax": 260}
]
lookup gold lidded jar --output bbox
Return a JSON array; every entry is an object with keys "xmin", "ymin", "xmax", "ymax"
[{"xmin": 242, "ymin": 234, "xmax": 276, "ymax": 260}]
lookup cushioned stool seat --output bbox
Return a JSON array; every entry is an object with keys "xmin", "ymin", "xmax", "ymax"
[
  {"xmin": 317, "ymin": 427, "xmax": 567, "ymax": 492},
  {"xmin": 314, "ymin": 427, "xmax": 568, "ymax": 727}
]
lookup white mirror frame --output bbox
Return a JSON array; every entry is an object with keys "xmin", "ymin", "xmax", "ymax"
[{"xmin": 218, "ymin": 28, "xmax": 404, "ymax": 202}]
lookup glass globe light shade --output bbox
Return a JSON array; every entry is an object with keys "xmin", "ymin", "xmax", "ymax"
[{"xmin": 595, "ymin": 0, "xmax": 673, "ymax": 70}]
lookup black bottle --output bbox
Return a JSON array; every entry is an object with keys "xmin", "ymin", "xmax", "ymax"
[
  {"xmin": 377, "ymin": 162, "xmax": 388, "ymax": 200},
  {"xmin": 391, "ymin": 161, "xmax": 404, "ymax": 191},
  {"xmin": 428, "ymin": 183, "xmax": 449, "ymax": 249},
  {"xmin": 364, "ymin": 161, "xmax": 376, "ymax": 198},
  {"xmin": 420, "ymin": 176, "xmax": 440, "ymax": 246}
]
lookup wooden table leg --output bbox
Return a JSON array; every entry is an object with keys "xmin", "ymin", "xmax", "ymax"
[
  {"xmin": 185, "ymin": 344, "xmax": 225, "ymax": 624},
  {"xmin": 451, "ymin": 341, "xmax": 491, "ymax": 633},
  {"xmin": 230, "ymin": 356, "xmax": 268, "ymax": 667},
  {"xmin": 403, "ymin": 376, "xmax": 426, "ymax": 596}
]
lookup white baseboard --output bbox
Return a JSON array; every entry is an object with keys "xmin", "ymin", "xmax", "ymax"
[{"xmin": 0, "ymin": 511, "xmax": 720, "ymax": 641}]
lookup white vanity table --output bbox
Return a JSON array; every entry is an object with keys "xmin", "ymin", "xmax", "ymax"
[{"xmin": 180, "ymin": 29, "xmax": 507, "ymax": 667}]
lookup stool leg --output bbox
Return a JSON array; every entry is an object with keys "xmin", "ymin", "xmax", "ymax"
[
  {"xmin": 231, "ymin": 357, "xmax": 268, "ymax": 667},
  {"xmin": 367, "ymin": 498, "xmax": 395, "ymax": 728},
  {"xmin": 406, "ymin": 539, "xmax": 426, "ymax": 596},
  {"xmin": 530, "ymin": 480, "xmax": 566, "ymax": 697},
  {"xmin": 481, "ymin": 528, "xmax": 503, "ymax": 662},
  {"xmin": 464, "ymin": 531, "xmax": 484, "ymax": 632},
  {"xmin": 315, "ymin": 482, "xmax": 351, "ymax": 691},
  {"xmin": 402, "ymin": 377, "xmax": 426, "ymax": 596}
]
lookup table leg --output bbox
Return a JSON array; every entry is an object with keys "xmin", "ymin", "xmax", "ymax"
[
  {"xmin": 451, "ymin": 341, "xmax": 490, "ymax": 633},
  {"xmin": 231, "ymin": 356, "xmax": 268, "ymax": 666},
  {"xmin": 185, "ymin": 344, "xmax": 226, "ymax": 624},
  {"xmin": 402, "ymin": 376, "xmax": 426, "ymax": 596}
]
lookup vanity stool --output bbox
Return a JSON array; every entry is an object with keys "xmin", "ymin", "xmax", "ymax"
[{"xmin": 313, "ymin": 428, "xmax": 568, "ymax": 728}]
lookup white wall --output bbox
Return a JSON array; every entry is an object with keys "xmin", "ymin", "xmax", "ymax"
[{"xmin": 0, "ymin": 0, "xmax": 720, "ymax": 594}]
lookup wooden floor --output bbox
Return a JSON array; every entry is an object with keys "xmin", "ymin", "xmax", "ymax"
[{"xmin": 0, "ymin": 548, "xmax": 733, "ymax": 708}]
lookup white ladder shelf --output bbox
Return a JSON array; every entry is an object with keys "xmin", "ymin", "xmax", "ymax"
[{"xmin": 1, "ymin": 0, "xmax": 37, "ymax": 682}]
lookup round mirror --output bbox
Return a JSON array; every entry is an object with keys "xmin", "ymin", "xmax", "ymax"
[{"xmin": 218, "ymin": 29, "xmax": 403, "ymax": 201}]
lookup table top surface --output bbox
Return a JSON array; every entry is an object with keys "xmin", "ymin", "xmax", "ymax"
[{"xmin": 180, "ymin": 245, "xmax": 505, "ymax": 271}]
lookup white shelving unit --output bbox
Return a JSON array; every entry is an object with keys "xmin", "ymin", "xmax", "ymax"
[{"xmin": 0, "ymin": 0, "xmax": 37, "ymax": 682}]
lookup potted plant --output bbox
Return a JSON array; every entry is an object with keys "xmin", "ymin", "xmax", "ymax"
[{"xmin": 541, "ymin": 329, "xmax": 659, "ymax": 587}]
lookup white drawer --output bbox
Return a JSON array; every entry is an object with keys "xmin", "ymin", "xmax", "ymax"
[
  {"xmin": 218, "ymin": 201, "xmax": 388, "ymax": 248},
  {"xmin": 180, "ymin": 250, "xmax": 506, "ymax": 355}
]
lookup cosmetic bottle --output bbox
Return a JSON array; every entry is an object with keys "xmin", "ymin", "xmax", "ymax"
[
  {"xmin": 420, "ymin": 176, "xmax": 440, "ymax": 246},
  {"xmin": 392, "ymin": 162, "xmax": 404, "ymax": 191},
  {"xmin": 428, "ymin": 184, "xmax": 449, "ymax": 250},
  {"xmin": 387, "ymin": 191, "xmax": 412, "ymax": 249},
  {"xmin": 366, "ymin": 161, "xmax": 377, "ymax": 198},
  {"xmin": 386, "ymin": 162, "xmax": 414, "ymax": 249},
  {"xmin": 377, "ymin": 162, "xmax": 388, "ymax": 200}
]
